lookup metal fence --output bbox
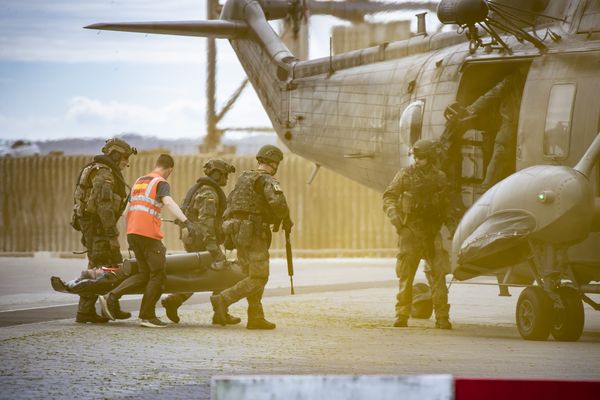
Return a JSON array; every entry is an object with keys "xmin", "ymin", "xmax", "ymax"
[{"xmin": 0, "ymin": 154, "xmax": 397, "ymax": 257}]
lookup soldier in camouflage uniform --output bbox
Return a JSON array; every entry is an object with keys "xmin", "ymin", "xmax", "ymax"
[
  {"xmin": 210, "ymin": 145, "xmax": 293, "ymax": 330},
  {"xmin": 71, "ymin": 138, "xmax": 137, "ymax": 323},
  {"xmin": 383, "ymin": 139, "xmax": 453, "ymax": 329},
  {"xmin": 160, "ymin": 159, "xmax": 241, "ymax": 325},
  {"xmin": 465, "ymin": 70, "xmax": 524, "ymax": 188}
]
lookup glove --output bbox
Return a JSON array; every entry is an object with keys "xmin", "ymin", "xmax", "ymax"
[
  {"xmin": 206, "ymin": 243, "xmax": 226, "ymax": 262},
  {"xmin": 177, "ymin": 219, "xmax": 199, "ymax": 238},
  {"xmin": 282, "ymin": 217, "xmax": 294, "ymax": 232}
]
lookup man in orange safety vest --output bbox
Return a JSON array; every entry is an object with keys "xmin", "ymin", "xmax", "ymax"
[{"xmin": 100, "ymin": 154, "xmax": 198, "ymax": 328}]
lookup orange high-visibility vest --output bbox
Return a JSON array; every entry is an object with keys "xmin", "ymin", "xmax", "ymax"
[{"xmin": 127, "ymin": 172, "xmax": 166, "ymax": 240}]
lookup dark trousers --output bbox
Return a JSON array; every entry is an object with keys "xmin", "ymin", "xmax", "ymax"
[{"xmin": 110, "ymin": 234, "xmax": 166, "ymax": 320}]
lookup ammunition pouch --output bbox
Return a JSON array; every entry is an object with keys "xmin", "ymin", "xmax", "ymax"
[{"xmin": 226, "ymin": 213, "xmax": 267, "ymax": 247}]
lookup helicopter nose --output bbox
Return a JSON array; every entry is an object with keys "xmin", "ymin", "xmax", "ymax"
[{"xmin": 451, "ymin": 165, "xmax": 594, "ymax": 279}]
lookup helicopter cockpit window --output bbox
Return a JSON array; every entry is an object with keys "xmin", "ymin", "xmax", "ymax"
[
  {"xmin": 399, "ymin": 100, "xmax": 424, "ymax": 146},
  {"xmin": 543, "ymin": 83, "xmax": 575, "ymax": 158}
]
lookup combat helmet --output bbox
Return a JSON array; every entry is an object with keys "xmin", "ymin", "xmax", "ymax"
[
  {"xmin": 256, "ymin": 145, "xmax": 284, "ymax": 164},
  {"xmin": 411, "ymin": 139, "xmax": 437, "ymax": 159},
  {"xmin": 203, "ymin": 159, "xmax": 236, "ymax": 176},
  {"xmin": 102, "ymin": 138, "xmax": 138, "ymax": 158}
]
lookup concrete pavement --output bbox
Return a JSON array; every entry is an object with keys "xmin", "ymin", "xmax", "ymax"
[{"xmin": 1, "ymin": 255, "xmax": 599, "ymax": 399}]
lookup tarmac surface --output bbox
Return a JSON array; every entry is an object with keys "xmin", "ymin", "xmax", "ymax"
[{"xmin": 1, "ymin": 255, "xmax": 599, "ymax": 399}]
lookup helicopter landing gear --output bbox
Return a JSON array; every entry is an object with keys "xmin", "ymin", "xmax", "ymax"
[
  {"xmin": 516, "ymin": 241, "xmax": 588, "ymax": 341},
  {"xmin": 550, "ymin": 286, "xmax": 584, "ymax": 342},
  {"xmin": 516, "ymin": 286, "xmax": 552, "ymax": 341},
  {"xmin": 516, "ymin": 285, "xmax": 585, "ymax": 342}
]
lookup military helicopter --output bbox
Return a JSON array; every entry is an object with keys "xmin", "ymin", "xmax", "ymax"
[{"xmin": 86, "ymin": 0, "xmax": 600, "ymax": 341}]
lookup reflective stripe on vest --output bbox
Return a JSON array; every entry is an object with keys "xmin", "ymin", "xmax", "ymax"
[
  {"xmin": 127, "ymin": 173, "xmax": 166, "ymax": 240},
  {"xmin": 129, "ymin": 204, "xmax": 160, "ymax": 217}
]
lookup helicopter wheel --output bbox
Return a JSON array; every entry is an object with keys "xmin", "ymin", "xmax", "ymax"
[
  {"xmin": 550, "ymin": 286, "xmax": 584, "ymax": 342},
  {"xmin": 516, "ymin": 286, "xmax": 552, "ymax": 341},
  {"xmin": 411, "ymin": 282, "xmax": 433, "ymax": 319}
]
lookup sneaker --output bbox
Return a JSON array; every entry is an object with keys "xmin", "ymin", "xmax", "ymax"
[
  {"xmin": 140, "ymin": 318, "xmax": 168, "ymax": 328},
  {"xmin": 393, "ymin": 317, "xmax": 408, "ymax": 328},
  {"xmin": 99, "ymin": 294, "xmax": 116, "ymax": 321},
  {"xmin": 246, "ymin": 317, "xmax": 276, "ymax": 330},
  {"xmin": 99, "ymin": 293, "xmax": 130, "ymax": 320},
  {"xmin": 161, "ymin": 298, "xmax": 180, "ymax": 324},
  {"xmin": 212, "ymin": 313, "xmax": 241, "ymax": 325}
]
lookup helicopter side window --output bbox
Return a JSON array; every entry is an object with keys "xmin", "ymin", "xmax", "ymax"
[
  {"xmin": 399, "ymin": 100, "xmax": 424, "ymax": 146},
  {"xmin": 543, "ymin": 83, "xmax": 576, "ymax": 158},
  {"xmin": 578, "ymin": 1, "xmax": 600, "ymax": 34}
]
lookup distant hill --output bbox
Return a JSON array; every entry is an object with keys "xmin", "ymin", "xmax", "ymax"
[{"xmin": 28, "ymin": 132, "xmax": 278, "ymax": 156}]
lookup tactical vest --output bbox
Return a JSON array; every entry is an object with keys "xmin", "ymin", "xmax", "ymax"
[
  {"xmin": 181, "ymin": 177, "xmax": 226, "ymax": 218},
  {"xmin": 400, "ymin": 165, "xmax": 445, "ymax": 220},
  {"xmin": 182, "ymin": 178, "xmax": 227, "ymax": 244},
  {"xmin": 226, "ymin": 170, "xmax": 271, "ymax": 219},
  {"xmin": 71, "ymin": 161, "xmax": 126, "ymax": 231}
]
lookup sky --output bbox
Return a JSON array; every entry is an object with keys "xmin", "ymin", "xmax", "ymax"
[{"xmin": 0, "ymin": 0, "xmax": 439, "ymax": 142}]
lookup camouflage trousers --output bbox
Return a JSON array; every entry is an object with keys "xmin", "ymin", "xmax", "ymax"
[
  {"xmin": 77, "ymin": 218, "xmax": 123, "ymax": 315},
  {"xmin": 79, "ymin": 218, "xmax": 122, "ymax": 269},
  {"xmin": 395, "ymin": 228, "xmax": 450, "ymax": 320},
  {"xmin": 219, "ymin": 220, "xmax": 271, "ymax": 319},
  {"xmin": 482, "ymin": 122, "xmax": 515, "ymax": 187}
]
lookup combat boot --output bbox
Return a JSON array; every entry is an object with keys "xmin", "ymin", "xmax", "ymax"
[
  {"xmin": 393, "ymin": 316, "xmax": 408, "ymax": 328},
  {"xmin": 212, "ymin": 312, "xmax": 241, "ymax": 325},
  {"xmin": 435, "ymin": 318, "xmax": 452, "ymax": 330},
  {"xmin": 99, "ymin": 293, "xmax": 131, "ymax": 321},
  {"xmin": 210, "ymin": 295, "xmax": 228, "ymax": 326},
  {"xmin": 246, "ymin": 317, "xmax": 276, "ymax": 330},
  {"xmin": 76, "ymin": 295, "xmax": 109, "ymax": 323},
  {"xmin": 76, "ymin": 312, "xmax": 109, "ymax": 324},
  {"xmin": 161, "ymin": 297, "xmax": 180, "ymax": 324}
]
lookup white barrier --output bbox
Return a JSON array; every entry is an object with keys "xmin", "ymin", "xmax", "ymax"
[{"xmin": 211, "ymin": 374, "xmax": 454, "ymax": 400}]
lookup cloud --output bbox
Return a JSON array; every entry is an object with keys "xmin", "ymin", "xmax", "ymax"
[
  {"xmin": 65, "ymin": 96, "xmax": 204, "ymax": 127},
  {"xmin": 0, "ymin": 35, "xmax": 207, "ymax": 64},
  {"xmin": 0, "ymin": 96, "xmax": 212, "ymax": 140},
  {"xmin": 0, "ymin": 0, "xmax": 216, "ymax": 64}
]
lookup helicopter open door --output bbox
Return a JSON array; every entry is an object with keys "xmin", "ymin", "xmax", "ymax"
[{"xmin": 452, "ymin": 59, "xmax": 533, "ymax": 208}]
